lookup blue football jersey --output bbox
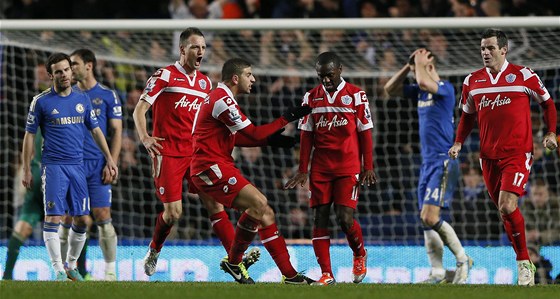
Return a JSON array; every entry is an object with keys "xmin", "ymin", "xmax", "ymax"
[
  {"xmin": 404, "ymin": 80, "xmax": 456, "ymax": 161},
  {"xmin": 25, "ymin": 87, "xmax": 99, "ymax": 164},
  {"xmin": 76, "ymin": 83, "xmax": 122, "ymax": 159}
]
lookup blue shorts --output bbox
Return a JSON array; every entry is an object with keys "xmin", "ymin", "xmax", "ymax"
[
  {"xmin": 84, "ymin": 159, "xmax": 112, "ymax": 208},
  {"xmin": 42, "ymin": 164, "xmax": 90, "ymax": 217},
  {"xmin": 417, "ymin": 158, "xmax": 459, "ymax": 210}
]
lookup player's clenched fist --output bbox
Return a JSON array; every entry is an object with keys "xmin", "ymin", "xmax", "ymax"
[
  {"xmin": 448, "ymin": 142, "xmax": 462, "ymax": 160},
  {"xmin": 543, "ymin": 132, "xmax": 558, "ymax": 151}
]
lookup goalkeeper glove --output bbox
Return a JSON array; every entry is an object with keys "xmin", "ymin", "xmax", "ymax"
[
  {"xmin": 267, "ymin": 129, "xmax": 296, "ymax": 148},
  {"xmin": 282, "ymin": 105, "xmax": 312, "ymax": 122}
]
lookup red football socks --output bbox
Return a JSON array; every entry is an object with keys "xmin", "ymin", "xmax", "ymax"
[
  {"xmin": 150, "ymin": 212, "xmax": 172, "ymax": 252},
  {"xmin": 259, "ymin": 223, "xmax": 297, "ymax": 278},
  {"xmin": 343, "ymin": 219, "xmax": 366, "ymax": 257},
  {"xmin": 210, "ymin": 211, "xmax": 235, "ymax": 253},
  {"xmin": 229, "ymin": 212, "xmax": 259, "ymax": 264},
  {"xmin": 312, "ymin": 227, "xmax": 332, "ymax": 276},
  {"xmin": 502, "ymin": 208, "xmax": 530, "ymax": 261}
]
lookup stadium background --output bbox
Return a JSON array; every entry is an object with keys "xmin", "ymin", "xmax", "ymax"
[{"xmin": 1, "ymin": 0, "xmax": 559, "ymax": 283}]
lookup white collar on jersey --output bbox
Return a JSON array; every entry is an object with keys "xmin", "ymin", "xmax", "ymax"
[
  {"xmin": 485, "ymin": 59, "xmax": 509, "ymax": 85},
  {"xmin": 217, "ymin": 82, "xmax": 235, "ymax": 99},
  {"xmin": 321, "ymin": 77, "xmax": 346, "ymax": 104},
  {"xmin": 174, "ymin": 61, "xmax": 197, "ymax": 86}
]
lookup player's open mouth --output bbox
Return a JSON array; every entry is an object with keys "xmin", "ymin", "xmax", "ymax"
[{"xmin": 195, "ymin": 57, "xmax": 203, "ymax": 66}]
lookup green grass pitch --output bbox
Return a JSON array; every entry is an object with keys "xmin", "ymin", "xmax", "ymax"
[{"xmin": 1, "ymin": 281, "xmax": 559, "ymax": 299}]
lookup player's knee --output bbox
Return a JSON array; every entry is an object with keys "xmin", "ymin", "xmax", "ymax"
[
  {"xmin": 72, "ymin": 215, "xmax": 90, "ymax": 227},
  {"xmin": 92, "ymin": 208, "xmax": 111, "ymax": 222},
  {"xmin": 420, "ymin": 214, "xmax": 439, "ymax": 227},
  {"xmin": 14, "ymin": 221, "xmax": 33, "ymax": 238},
  {"xmin": 250, "ymin": 195, "xmax": 268, "ymax": 216},
  {"xmin": 335, "ymin": 212, "xmax": 354, "ymax": 232},
  {"xmin": 98, "ymin": 221, "xmax": 117, "ymax": 238}
]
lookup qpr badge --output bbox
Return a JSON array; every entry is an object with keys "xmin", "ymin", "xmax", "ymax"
[
  {"xmin": 199, "ymin": 79, "xmax": 207, "ymax": 90},
  {"xmin": 341, "ymin": 95, "xmax": 352, "ymax": 105},
  {"xmin": 75, "ymin": 103, "xmax": 85, "ymax": 113},
  {"xmin": 505, "ymin": 73, "xmax": 516, "ymax": 83},
  {"xmin": 159, "ymin": 187, "xmax": 165, "ymax": 195},
  {"xmin": 228, "ymin": 177, "xmax": 237, "ymax": 185}
]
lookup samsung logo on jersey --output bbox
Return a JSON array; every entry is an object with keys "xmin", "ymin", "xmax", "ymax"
[
  {"xmin": 418, "ymin": 100, "xmax": 434, "ymax": 108},
  {"xmin": 52, "ymin": 116, "xmax": 84, "ymax": 125},
  {"xmin": 315, "ymin": 115, "xmax": 348, "ymax": 130}
]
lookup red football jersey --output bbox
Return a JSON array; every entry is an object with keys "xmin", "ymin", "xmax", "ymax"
[
  {"xmin": 141, "ymin": 62, "xmax": 212, "ymax": 157},
  {"xmin": 461, "ymin": 60, "xmax": 552, "ymax": 159},
  {"xmin": 299, "ymin": 79, "xmax": 373, "ymax": 174},
  {"xmin": 191, "ymin": 83, "xmax": 253, "ymax": 174}
]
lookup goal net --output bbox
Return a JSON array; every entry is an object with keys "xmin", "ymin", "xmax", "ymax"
[{"xmin": 1, "ymin": 18, "xmax": 559, "ymax": 281}]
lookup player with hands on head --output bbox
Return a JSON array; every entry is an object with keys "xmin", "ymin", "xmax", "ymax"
[
  {"xmin": 384, "ymin": 48, "xmax": 472, "ymax": 284},
  {"xmin": 21, "ymin": 52, "xmax": 118, "ymax": 281},
  {"xmin": 133, "ymin": 28, "xmax": 263, "ymax": 278},
  {"xmin": 448, "ymin": 28, "xmax": 557, "ymax": 286},
  {"xmin": 190, "ymin": 57, "xmax": 313, "ymax": 285},
  {"xmin": 284, "ymin": 51, "xmax": 376, "ymax": 285}
]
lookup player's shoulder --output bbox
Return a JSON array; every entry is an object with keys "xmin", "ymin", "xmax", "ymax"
[
  {"xmin": 33, "ymin": 87, "xmax": 53, "ymax": 101},
  {"xmin": 149, "ymin": 65, "xmax": 173, "ymax": 81},
  {"xmin": 462, "ymin": 68, "xmax": 486, "ymax": 86},
  {"xmin": 343, "ymin": 82, "xmax": 364, "ymax": 94},
  {"xmin": 507, "ymin": 63, "xmax": 539, "ymax": 81}
]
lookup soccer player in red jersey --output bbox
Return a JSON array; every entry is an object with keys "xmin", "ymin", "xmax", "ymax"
[
  {"xmin": 190, "ymin": 57, "xmax": 312, "ymax": 284},
  {"xmin": 133, "ymin": 28, "xmax": 259, "ymax": 277},
  {"xmin": 448, "ymin": 28, "xmax": 558, "ymax": 286},
  {"xmin": 284, "ymin": 52, "xmax": 377, "ymax": 285}
]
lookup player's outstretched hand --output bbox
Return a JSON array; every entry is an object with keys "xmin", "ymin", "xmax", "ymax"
[
  {"xmin": 284, "ymin": 172, "xmax": 308, "ymax": 189},
  {"xmin": 360, "ymin": 170, "xmax": 378, "ymax": 186},
  {"xmin": 448, "ymin": 142, "xmax": 462, "ymax": 160},
  {"xmin": 267, "ymin": 128, "xmax": 296, "ymax": 148},
  {"xmin": 543, "ymin": 132, "xmax": 558, "ymax": 151},
  {"xmin": 282, "ymin": 105, "xmax": 312, "ymax": 122},
  {"xmin": 142, "ymin": 135, "xmax": 165, "ymax": 158}
]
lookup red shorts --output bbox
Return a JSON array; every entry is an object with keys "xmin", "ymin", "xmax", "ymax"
[
  {"xmin": 152, "ymin": 155, "xmax": 198, "ymax": 203},
  {"xmin": 480, "ymin": 152, "xmax": 532, "ymax": 205},
  {"xmin": 191, "ymin": 163, "xmax": 251, "ymax": 208},
  {"xmin": 309, "ymin": 172, "xmax": 360, "ymax": 209}
]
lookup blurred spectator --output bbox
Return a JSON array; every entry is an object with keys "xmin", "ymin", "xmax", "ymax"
[
  {"xmin": 388, "ymin": 0, "xmax": 420, "ymax": 17},
  {"xmin": 462, "ymin": 165, "xmax": 485, "ymax": 202},
  {"xmin": 33, "ymin": 62, "xmax": 51, "ymax": 91},
  {"xmin": 271, "ymin": 0, "xmax": 315, "ymax": 18},
  {"xmin": 3, "ymin": 0, "xmax": 42, "ymax": 19},
  {"xmin": 480, "ymin": 0, "xmax": 501, "ymax": 16},
  {"xmin": 418, "ymin": 0, "xmax": 449, "ymax": 17},
  {"xmin": 261, "ymin": 30, "xmax": 313, "ymax": 67},
  {"xmin": 527, "ymin": 243, "xmax": 554, "ymax": 284},
  {"xmin": 448, "ymin": 0, "xmax": 476, "ymax": 17},
  {"xmin": 359, "ymin": 0, "xmax": 385, "ymax": 17},
  {"xmin": 522, "ymin": 178, "xmax": 560, "ymax": 245}
]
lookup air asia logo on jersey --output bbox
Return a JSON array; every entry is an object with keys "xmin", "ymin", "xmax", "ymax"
[
  {"xmin": 478, "ymin": 94, "xmax": 511, "ymax": 111},
  {"xmin": 174, "ymin": 95, "xmax": 201, "ymax": 110},
  {"xmin": 505, "ymin": 74, "xmax": 516, "ymax": 83},
  {"xmin": 199, "ymin": 79, "xmax": 207, "ymax": 90},
  {"xmin": 75, "ymin": 103, "xmax": 85, "ymax": 113},
  {"xmin": 341, "ymin": 95, "xmax": 352, "ymax": 105},
  {"xmin": 315, "ymin": 115, "xmax": 348, "ymax": 130}
]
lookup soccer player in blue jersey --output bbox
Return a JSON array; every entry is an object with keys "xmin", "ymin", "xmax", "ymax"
[
  {"xmin": 57, "ymin": 49, "xmax": 122, "ymax": 281},
  {"xmin": 384, "ymin": 48, "xmax": 472, "ymax": 284},
  {"xmin": 21, "ymin": 52, "xmax": 118, "ymax": 281}
]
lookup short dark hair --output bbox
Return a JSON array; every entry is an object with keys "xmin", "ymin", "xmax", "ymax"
[
  {"xmin": 481, "ymin": 28, "xmax": 508, "ymax": 49},
  {"xmin": 222, "ymin": 58, "xmax": 251, "ymax": 82},
  {"xmin": 70, "ymin": 48, "xmax": 97, "ymax": 73},
  {"xmin": 316, "ymin": 52, "xmax": 341, "ymax": 68},
  {"xmin": 46, "ymin": 52, "xmax": 71, "ymax": 74},
  {"xmin": 408, "ymin": 48, "xmax": 436, "ymax": 66},
  {"xmin": 180, "ymin": 27, "xmax": 204, "ymax": 45}
]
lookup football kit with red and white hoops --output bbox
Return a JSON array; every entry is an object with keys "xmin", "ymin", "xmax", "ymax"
[
  {"xmin": 460, "ymin": 60, "xmax": 553, "ymax": 199},
  {"xmin": 298, "ymin": 79, "xmax": 374, "ymax": 208},
  {"xmin": 141, "ymin": 62, "xmax": 212, "ymax": 202},
  {"xmin": 191, "ymin": 82, "xmax": 287, "ymax": 207}
]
